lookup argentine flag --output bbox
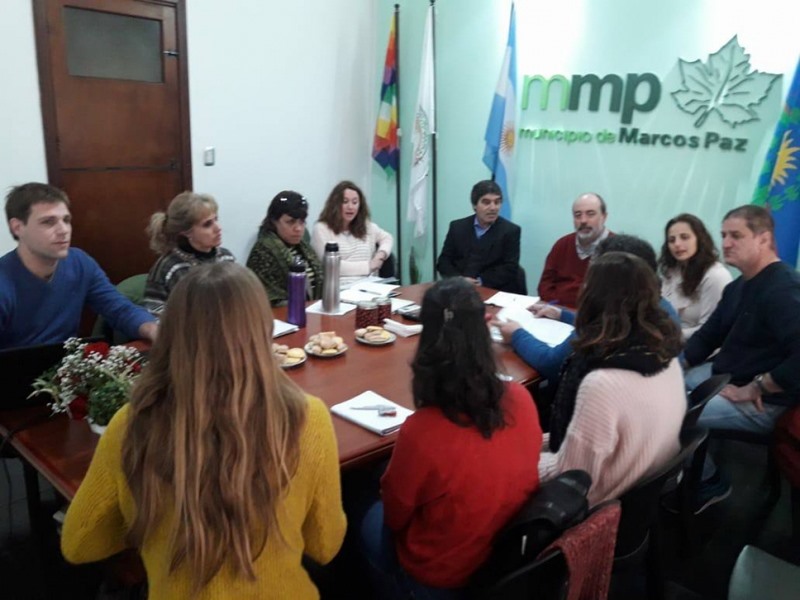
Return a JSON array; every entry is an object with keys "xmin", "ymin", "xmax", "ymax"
[{"xmin": 483, "ymin": 3, "xmax": 517, "ymax": 220}]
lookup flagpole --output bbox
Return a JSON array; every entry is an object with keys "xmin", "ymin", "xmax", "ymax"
[
  {"xmin": 393, "ymin": 4, "xmax": 403, "ymax": 283},
  {"xmin": 429, "ymin": 0, "xmax": 439, "ymax": 278}
]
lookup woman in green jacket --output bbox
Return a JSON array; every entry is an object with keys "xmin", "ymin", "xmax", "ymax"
[{"xmin": 246, "ymin": 191, "xmax": 323, "ymax": 306}]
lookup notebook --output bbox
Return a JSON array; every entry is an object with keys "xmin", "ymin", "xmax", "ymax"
[
  {"xmin": 330, "ymin": 391, "xmax": 414, "ymax": 436},
  {"xmin": 0, "ymin": 342, "xmax": 69, "ymax": 410}
]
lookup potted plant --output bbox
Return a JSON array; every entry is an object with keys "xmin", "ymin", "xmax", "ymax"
[{"xmin": 30, "ymin": 338, "xmax": 145, "ymax": 434}]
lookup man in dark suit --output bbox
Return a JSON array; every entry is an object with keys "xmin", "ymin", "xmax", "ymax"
[{"xmin": 436, "ymin": 180, "xmax": 523, "ymax": 293}]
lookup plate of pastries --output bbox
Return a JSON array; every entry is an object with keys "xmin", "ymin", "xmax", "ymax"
[
  {"xmin": 273, "ymin": 343, "xmax": 307, "ymax": 368},
  {"xmin": 355, "ymin": 326, "xmax": 396, "ymax": 346},
  {"xmin": 305, "ymin": 331, "xmax": 348, "ymax": 358}
]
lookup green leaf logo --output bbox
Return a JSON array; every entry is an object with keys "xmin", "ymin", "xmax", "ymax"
[{"xmin": 671, "ymin": 36, "xmax": 780, "ymax": 128}]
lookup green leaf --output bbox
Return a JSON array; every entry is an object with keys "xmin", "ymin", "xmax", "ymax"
[{"xmin": 671, "ymin": 36, "xmax": 780, "ymax": 128}]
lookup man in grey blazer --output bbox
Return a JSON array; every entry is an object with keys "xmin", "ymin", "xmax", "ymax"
[{"xmin": 436, "ymin": 180, "xmax": 523, "ymax": 293}]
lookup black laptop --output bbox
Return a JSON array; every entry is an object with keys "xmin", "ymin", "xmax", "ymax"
[{"xmin": 0, "ymin": 341, "xmax": 79, "ymax": 411}]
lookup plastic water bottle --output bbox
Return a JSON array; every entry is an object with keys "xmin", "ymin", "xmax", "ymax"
[
  {"xmin": 287, "ymin": 258, "xmax": 307, "ymax": 327},
  {"xmin": 322, "ymin": 242, "xmax": 341, "ymax": 313}
]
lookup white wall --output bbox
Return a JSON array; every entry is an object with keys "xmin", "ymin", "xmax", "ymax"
[
  {"xmin": 0, "ymin": 1, "xmax": 48, "ymax": 254},
  {"xmin": 0, "ymin": 0, "xmax": 379, "ymax": 262},
  {"xmin": 186, "ymin": 0, "xmax": 378, "ymax": 261}
]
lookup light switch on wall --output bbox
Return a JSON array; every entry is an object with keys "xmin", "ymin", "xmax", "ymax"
[{"xmin": 203, "ymin": 147, "xmax": 215, "ymax": 166}]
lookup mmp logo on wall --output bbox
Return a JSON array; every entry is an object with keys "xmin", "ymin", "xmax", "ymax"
[{"xmin": 518, "ymin": 36, "xmax": 782, "ymax": 153}]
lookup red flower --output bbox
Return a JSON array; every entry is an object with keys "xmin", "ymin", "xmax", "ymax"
[
  {"xmin": 70, "ymin": 396, "xmax": 89, "ymax": 420},
  {"xmin": 83, "ymin": 342, "xmax": 110, "ymax": 358},
  {"xmin": 132, "ymin": 362, "xmax": 143, "ymax": 374}
]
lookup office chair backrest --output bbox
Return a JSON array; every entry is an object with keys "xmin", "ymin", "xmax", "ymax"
[
  {"xmin": 683, "ymin": 373, "xmax": 731, "ymax": 430},
  {"xmin": 616, "ymin": 427, "xmax": 708, "ymax": 558}
]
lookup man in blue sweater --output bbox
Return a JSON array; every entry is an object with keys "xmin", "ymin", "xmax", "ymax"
[
  {"xmin": 0, "ymin": 183, "xmax": 157, "ymax": 349},
  {"xmin": 680, "ymin": 205, "xmax": 800, "ymax": 513},
  {"xmin": 494, "ymin": 234, "xmax": 679, "ymax": 382}
]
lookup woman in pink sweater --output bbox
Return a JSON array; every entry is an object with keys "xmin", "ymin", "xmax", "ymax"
[{"xmin": 539, "ymin": 251, "xmax": 685, "ymax": 506}]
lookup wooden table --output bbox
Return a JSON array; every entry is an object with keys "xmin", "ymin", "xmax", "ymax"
[{"xmin": 0, "ymin": 284, "xmax": 539, "ymax": 502}]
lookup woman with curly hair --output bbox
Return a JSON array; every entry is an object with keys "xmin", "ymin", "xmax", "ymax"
[
  {"xmin": 62, "ymin": 263, "xmax": 346, "ymax": 598},
  {"xmin": 659, "ymin": 213, "xmax": 731, "ymax": 340},
  {"xmin": 311, "ymin": 181, "xmax": 393, "ymax": 287},
  {"xmin": 540, "ymin": 252, "xmax": 685, "ymax": 507},
  {"xmin": 360, "ymin": 277, "xmax": 542, "ymax": 599}
]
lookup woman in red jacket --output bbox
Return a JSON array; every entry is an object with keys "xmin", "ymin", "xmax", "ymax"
[{"xmin": 360, "ymin": 277, "xmax": 543, "ymax": 599}]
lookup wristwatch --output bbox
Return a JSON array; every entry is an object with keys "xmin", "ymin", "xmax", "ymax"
[{"xmin": 753, "ymin": 373, "xmax": 768, "ymax": 394}]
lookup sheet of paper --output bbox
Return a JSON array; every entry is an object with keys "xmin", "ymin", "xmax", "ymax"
[
  {"xmin": 496, "ymin": 304, "xmax": 574, "ymax": 347},
  {"xmin": 484, "ymin": 291, "xmax": 540, "ymax": 309},
  {"xmin": 305, "ymin": 300, "xmax": 357, "ymax": 316},
  {"xmin": 340, "ymin": 289, "xmax": 379, "ymax": 304},
  {"xmin": 273, "ymin": 319, "xmax": 299, "ymax": 338},
  {"xmin": 383, "ymin": 318, "xmax": 423, "ymax": 337},
  {"xmin": 390, "ymin": 298, "xmax": 414, "ymax": 312}
]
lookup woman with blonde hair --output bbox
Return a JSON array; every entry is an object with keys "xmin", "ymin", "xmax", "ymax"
[
  {"xmin": 62, "ymin": 262, "xmax": 346, "ymax": 598},
  {"xmin": 311, "ymin": 181, "xmax": 393, "ymax": 287},
  {"xmin": 143, "ymin": 191, "xmax": 235, "ymax": 316}
]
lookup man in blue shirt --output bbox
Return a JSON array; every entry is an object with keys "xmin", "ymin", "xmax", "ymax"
[{"xmin": 0, "ymin": 183, "xmax": 157, "ymax": 349}]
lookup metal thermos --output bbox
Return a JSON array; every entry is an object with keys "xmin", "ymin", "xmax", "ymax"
[
  {"xmin": 286, "ymin": 258, "xmax": 307, "ymax": 328},
  {"xmin": 322, "ymin": 242, "xmax": 341, "ymax": 313}
]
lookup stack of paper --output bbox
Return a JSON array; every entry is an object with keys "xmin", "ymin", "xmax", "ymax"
[
  {"xmin": 330, "ymin": 391, "xmax": 414, "ymax": 436},
  {"xmin": 383, "ymin": 318, "xmax": 423, "ymax": 337},
  {"xmin": 495, "ymin": 304, "xmax": 574, "ymax": 347}
]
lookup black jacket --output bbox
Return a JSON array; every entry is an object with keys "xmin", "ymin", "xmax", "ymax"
[{"xmin": 437, "ymin": 216, "xmax": 522, "ymax": 293}]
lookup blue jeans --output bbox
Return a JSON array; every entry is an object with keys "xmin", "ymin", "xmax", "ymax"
[
  {"xmin": 359, "ymin": 501, "xmax": 465, "ymax": 600},
  {"xmin": 686, "ymin": 362, "xmax": 787, "ymax": 478}
]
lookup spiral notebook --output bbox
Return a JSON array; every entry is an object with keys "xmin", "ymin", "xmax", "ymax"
[{"xmin": 330, "ymin": 391, "xmax": 414, "ymax": 436}]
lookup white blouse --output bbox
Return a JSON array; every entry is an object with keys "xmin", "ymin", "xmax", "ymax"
[
  {"xmin": 662, "ymin": 261, "xmax": 732, "ymax": 341},
  {"xmin": 310, "ymin": 221, "xmax": 393, "ymax": 287}
]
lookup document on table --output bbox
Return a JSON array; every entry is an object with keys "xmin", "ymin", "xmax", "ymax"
[
  {"xmin": 484, "ymin": 291, "xmax": 540, "ymax": 309},
  {"xmin": 273, "ymin": 319, "xmax": 299, "ymax": 338},
  {"xmin": 305, "ymin": 300, "xmax": 357, "ymax": 315},
  {"xmin": 495, "ymin": 304, "xmax": 574, "ymax": 347},
  {"xmin": 344, "ymin": 278, "xmax": 401, "ymax": 297},
  {"xmin": 339, "ymin": 290, "xmax": 414, "ymax": 313},
  {"xmin": 330, "ymin": 391, "xmax": 414, "ymax": 436}
]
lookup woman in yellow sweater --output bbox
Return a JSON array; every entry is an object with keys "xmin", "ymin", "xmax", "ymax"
[{"xmin": 61, "ymin": 262, "xmax": 346, "ymax": 599}]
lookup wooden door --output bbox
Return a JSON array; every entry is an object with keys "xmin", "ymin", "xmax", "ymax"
[{"xmin": 34, "ymin": 0, "xmax": 191, "ymax": 283}]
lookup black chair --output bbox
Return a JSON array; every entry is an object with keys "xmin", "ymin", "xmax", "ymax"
[
  {"xmin": 378, "ymin": 253, "xmax": 396, "ymax": 279},
  {"xmin": 683, "ymin": 373, "xmax": 731, "ymax": 430},
  {"xmin": 515, "ymin": 266, "xmax": 528, "ymax": 295},
  {"xmin": 469, "ymin": 470, "xmax": 592, "ymax": 600},
  {"xmin": 612, "ymin": 427, "xmax": 708, "ymax": 600},
  {"xmin": 470, "ymin": 549, "xmax": 568, "ymax": 600},
  {"xmin": 693, "ymin": 428, "xmax": 783, "ymax": 508}
]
